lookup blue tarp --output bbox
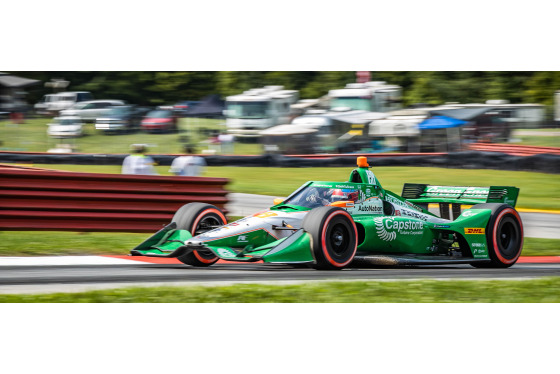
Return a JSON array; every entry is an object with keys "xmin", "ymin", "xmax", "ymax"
[{"xmin": 418, "ymin": 115, "xmax": 467, "ymax": 130}]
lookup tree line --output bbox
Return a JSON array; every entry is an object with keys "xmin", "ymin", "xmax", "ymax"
[{"xmin": 13, "ymin": 71, "xmax": 560, "ymax": 109}]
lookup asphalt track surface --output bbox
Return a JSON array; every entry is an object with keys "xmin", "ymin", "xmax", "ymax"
[{"xmin": 1, "ymin": 259, "xmax": 559, "ymax": 294}]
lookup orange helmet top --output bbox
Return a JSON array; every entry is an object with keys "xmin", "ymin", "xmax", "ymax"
[{"xmin": 357, "ymin": 156, "xmax": 369, "ymax": 168}]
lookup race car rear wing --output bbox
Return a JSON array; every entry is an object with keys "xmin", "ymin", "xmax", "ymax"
[{"xmin": 401, "ymin": 183, "xmax": 519, "ymax": 207}]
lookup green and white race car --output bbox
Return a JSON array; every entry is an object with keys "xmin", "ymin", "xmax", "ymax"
[{"xmin": 131, "ymin": 157, "xmax": 524, "ymax": 269}]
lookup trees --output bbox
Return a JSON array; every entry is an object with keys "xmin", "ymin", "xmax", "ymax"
[{"xmin": 11, "ymin": 71, "xmax": 559, "ymax": 108}]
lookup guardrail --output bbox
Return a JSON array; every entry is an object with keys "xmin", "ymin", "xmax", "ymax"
[
  {"xmin": 467, "ymin": 143, "xmax": 560, "ymax": 156},
  {"xmin": 0, "ymin": 166, "xmax": 229, "ymax": 232},
  {"xmin": 1, "ymin": 149, "xmax": 560, "ymax": 172}
]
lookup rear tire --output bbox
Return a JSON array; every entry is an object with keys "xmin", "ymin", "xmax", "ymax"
[
  {"xmin": 302, "ymin": 207, "xmax": 358, "ymax": 270},
  {"xmin": 172, "ymin": 203, "xmax": 227, "ymax": 267},
  {"xmin": 469, "ymin": 203, "xmax": 523, "ymax": 268}
]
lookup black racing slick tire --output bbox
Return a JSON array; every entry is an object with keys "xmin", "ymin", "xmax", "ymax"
[
  {"xmin": 302, "ymin": 206, "xmax": 358, "ymax": 270},
  {"xmin": 469, "ymin": 203, "xmax": 524, "ymax": 268},
  {"xmin": 172, "ymin": 203, "xmax": 227, "ymax": 267}
]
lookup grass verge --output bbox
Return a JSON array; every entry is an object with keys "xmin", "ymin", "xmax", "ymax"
[
  {"xmin": 1, "ymin": 277, "xmax": 560, "ymax": 302},
  {"xmin": 29, "ymin": 165, "xmax": 560, "ymax": 211},
  {"xmin": 1, "ymin": 118, "xmax": 263, "ymax": 155},
  {"xmin": 0, "ymin": 231, "xmax": 147, "ymax": 256}
]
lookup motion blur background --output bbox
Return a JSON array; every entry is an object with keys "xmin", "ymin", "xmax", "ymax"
[{"xmin": 1, "ymin": 71, "xmax": 558, "ymax": 156}]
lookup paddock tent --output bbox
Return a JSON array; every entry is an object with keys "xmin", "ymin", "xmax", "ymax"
[
  {"xmin": 417, "ymin": 115, "xmax": 469, "ymax": 152},
  {"xmin": 429, "ymin": 107, "xmax": 493, "ymax": 121},
  {"xmin": 0, "ymin": 73, "xmax": 40, "ymax": 112},
  {"xmin": 184, "ymin": 94, "xmax": 225, "ymax": 118},
  {"xmin": 418, "ymin": 115, "xmax": 467, "ymax": 129}
]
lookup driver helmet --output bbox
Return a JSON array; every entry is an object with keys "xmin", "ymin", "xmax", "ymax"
[{"xmin": 331, "ymin": 189, "xmax": 345, "ymax": 202}]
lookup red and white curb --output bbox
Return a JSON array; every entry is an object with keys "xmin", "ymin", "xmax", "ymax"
[{"xmin": 0, "ymin": 255, "xmax": 559, "ymax": 266}]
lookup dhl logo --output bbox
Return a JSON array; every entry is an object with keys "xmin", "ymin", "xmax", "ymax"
[{"xmin": 464, "ymin": 227, "xmax": 485, "ymax": 234}]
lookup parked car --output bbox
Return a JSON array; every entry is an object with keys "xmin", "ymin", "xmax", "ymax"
[
  {"xmin": 141, "ymin": 109, "xmax": 178, "ymax": 133},
  {"xmin": 61, "ymin": 100, "xmax": 126, "ymax": 122},
  {"xmin": 46, "ymin": 116, "xmax": 84, "ymax": 138},
  {"xmin": 34, "ymin": 94, "xmax": 59, "ymax": 115},
  {"xmin": 35, "ymin": 91, "xmax": 93, "ymax": 115},
  {"xmin": 95, "ymin": 106, "xmax": 151, "ymax": 134}
]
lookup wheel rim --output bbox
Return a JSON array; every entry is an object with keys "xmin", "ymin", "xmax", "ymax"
[
  {"xmin": 193, "ymin": 213, "xmax": 224, "ymax": 262},
  {"xmin": 194, "ymin": 215, "xmax": 221, "ymax": 236},
  {"xmin": 496, "ymin": 216, "xmax": 520, "ymax": 260},
  {"xmin": 329, "ymin": 223, "xmax": 350, "ymax": 256}
]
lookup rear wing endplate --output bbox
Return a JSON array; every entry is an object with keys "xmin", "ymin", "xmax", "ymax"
[{"xmin": 401, "ymin": 183, "xmax": 519, "ymax": 207}]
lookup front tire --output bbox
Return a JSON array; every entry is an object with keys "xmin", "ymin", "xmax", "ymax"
[
  {"xmin": 302, "ymin": 207, "xmax": 358, "ymax": 270},
  {"xmin": 469, "ymin": 203, "xmax": 523, "ymax": 268},
  {"xmin": 172, "ymin": 203, "xmax": 227, "ymax": 267}
]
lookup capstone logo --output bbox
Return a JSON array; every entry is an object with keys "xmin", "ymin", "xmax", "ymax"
[
  {"xmin": 374, "ymin": 218, "xmax": 396, "ymax": 241},
  {"xmin": 374, "ymin": 217, "xmax": 424, "ymax": 242}
]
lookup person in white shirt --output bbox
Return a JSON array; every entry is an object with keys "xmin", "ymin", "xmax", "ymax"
[
  {"xmin": 169, "ymin": 146, "xmax": 206, "ymax": 177},
  {"xmin": 122, "ymin": 144, "xmax": 158, "ymax": 175},
  {"xmin": 217, "ymin": 132, "xmax": 235, "ymax": 154}
]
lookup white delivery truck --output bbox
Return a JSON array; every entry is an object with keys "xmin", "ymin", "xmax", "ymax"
[
  {"xmin": 35, "ymin": 91, "xmax": 93, "ymax": 115},
  {"xmin": 225, "ymin": 86, "xmax": 299, "ymax": 138},
  {"xmin": 328, "ymin": 81, "xmax": 402, "ymax": 113}
]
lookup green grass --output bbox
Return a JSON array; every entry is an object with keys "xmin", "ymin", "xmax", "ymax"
[
  {"xmin": 28, "ymin": 165, "xmax": 560, "ymax": 210},
  {"xmin": 513, "ymin": 136, "xmax": 560, "ymax": 147},
  {"xmin": 510, "ymin": 129, "xmax": 560, "ymax": 147},
  {"xmin": 2, "ymin": 277, "xmax": 560, "ymax": 302},
  {"xmin": 0, "ymin": 231, "xmax": 147, "ymax": 256},
  {"xmin": 520, "ymin": 238, "xmax": 560, "ymax": 256},
  {"xmin": 2, "ymin": 119, "xmax": 558, "ymax": 154},
  {"xmin": 0, "ymin": 231, "xmax": 557, "ymax": 257},
  {"xmin": 0, "ymin": 117, "xmax": 236, "ymax": 155}
]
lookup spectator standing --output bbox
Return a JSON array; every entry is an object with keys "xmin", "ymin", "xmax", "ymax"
[
  {"xmin": 217, "ymin": 132, "xmax": 235, "ymax": 154},
  {"xmin": 169, "ymin": 146, "xmax": 206, "ymax": 176},
  {"xmin": 122, "ymin": 144, "xmax": 158, "ymax": 175}
]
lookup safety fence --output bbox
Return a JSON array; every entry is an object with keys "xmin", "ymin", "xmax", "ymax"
[
  {"xmin": 0, "ymin": 166, "xmax": 229, "ymax": 232},
  {"xmin": 467, "ymin": 143, "xmax": 560, "ymax": 156},
  {"xmin": 1, "ymin": 149, "xmax": 560, "ymax": 172}
]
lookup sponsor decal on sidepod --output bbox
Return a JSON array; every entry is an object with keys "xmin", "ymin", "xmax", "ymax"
[
  {"xmin": 464, "ymin": 228, "xmax": 485, "ymax": 234},
  {"xmin": 374, "ymin": 217, "xmax": 424, "ymax": 242}
]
